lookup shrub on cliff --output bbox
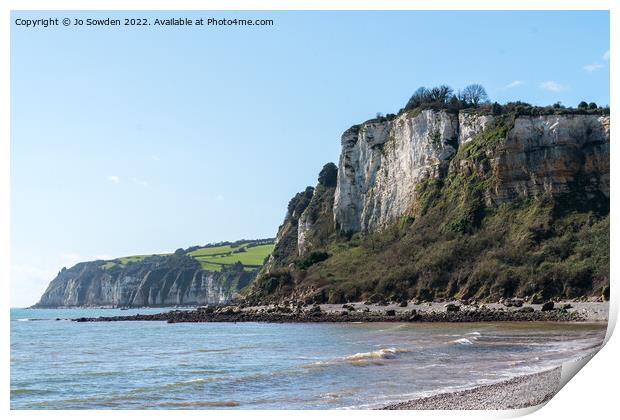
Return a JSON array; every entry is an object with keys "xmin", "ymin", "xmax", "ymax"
[
  {"xmin": 318, "ymin": 163, "xmax": 338, "ymax": 187},
  {"xmin": 296, "ymin": 251, "xmax": 330, "ymax": 270},
  {"xmin": 287, "ymin": 187, "xmax": 314, "ymax": 219}
]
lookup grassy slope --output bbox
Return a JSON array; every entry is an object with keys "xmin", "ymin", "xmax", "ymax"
[{"xmin": 99, "ymin": 242, "xmax": 274, "ymax": 273}]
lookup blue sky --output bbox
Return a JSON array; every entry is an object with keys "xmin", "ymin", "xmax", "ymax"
[{"xmin": 11, "ymin": 10, "xmax": 609, "ymax": 306}]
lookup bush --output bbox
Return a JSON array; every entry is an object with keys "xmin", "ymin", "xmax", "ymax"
[
  {"xmin": 491, "ymin": 102, "xmax": 503, "ymax": 116},
  {"xmin": 318, "ymin": 163, "xmax": 338, "ymax": 187},
  {"xmin": 297, "ymin": 251, "xmax": 330, "ymax": 270},
  {"xmin": 287, "ymin": 187, "xmax": 314, "ymax": 219}
]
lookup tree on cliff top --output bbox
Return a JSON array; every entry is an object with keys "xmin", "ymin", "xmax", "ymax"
[{"xmin": 462, "ymin": 84, "xmax": 489, "ymax": 107}]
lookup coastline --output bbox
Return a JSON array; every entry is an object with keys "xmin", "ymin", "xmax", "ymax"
[
  {"xmin": 382, "ymin": 367, "xmax": 562, "ymax": 410},
  {"xmin": 70, "ymin": 301, "xmax": 609, "ymax": 323}
]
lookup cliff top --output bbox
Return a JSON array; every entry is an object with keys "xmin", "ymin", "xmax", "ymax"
[
  {"xmin": 357, "ymin": 84, "xmax": 609, "ymax": 128},
  {"xmin": 69, "ymin": 238, "xmax": 275, "ymax": 274}
]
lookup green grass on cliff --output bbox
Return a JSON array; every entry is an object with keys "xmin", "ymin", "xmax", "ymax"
[
  {"xmin": 187, "ymin": 243, "xmax": 274, "ymax": 271},
  {"xmin": 100, "ymin": 241, "xmax": 274, "ymax": 273}
]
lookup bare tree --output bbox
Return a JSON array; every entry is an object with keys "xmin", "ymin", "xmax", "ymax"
[
  {"xmin": 428, "ymin": 85, "xmax": 454, "ymax": 104},
  {"xmin": 462, "ymin": 84, "xmax": 489, "ymax": 106},
  {"xmin": 405, "ymin": 86, "xmax": 430, "ymax": 110}
]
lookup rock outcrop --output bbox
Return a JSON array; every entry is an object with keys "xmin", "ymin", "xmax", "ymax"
[
  {"xmin": 489, "ymin": 114, "xmax": 609, "ymax": 203},
  {"xmin": 252, "ymin": 105, "xmax": 610, "ymax": 304},
  {"xmin": 334, "ymin": 110, "xmax": 609, "ymax": 233},
  {"xmin": 34, "ymin": 246, "xmax": 266, "ymax": 308}
]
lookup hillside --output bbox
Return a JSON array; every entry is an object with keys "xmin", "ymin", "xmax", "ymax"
[
  {"xmin": 34, "ymin": 239, "xmax": 274, "ymax": 308},
  {"xmin": 247, "ymin": 101, "xmax": 610, "ymax": 305}
]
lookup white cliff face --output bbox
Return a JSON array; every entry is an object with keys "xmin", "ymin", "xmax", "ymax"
[
  {"xmin": 459, "ymin": 112, "xmax": 495, "ymax": 144},
  {"xmin": 489, "ymin": 114, "xmax": 610, "ymax": 202},
  {"xmin": 334, "ymin": 110, "xmax": 460, "ymax": 233},
  {"xmin": 35, "ymin": 263, "xmax": 249, "ymax": 308},
  {"xmin": 334, "ymin": 110, "xmax": 610, "ymax": 234},
  {"xmin": 297, "ymin": 212, "xmax": 311, "ymax": 256}
]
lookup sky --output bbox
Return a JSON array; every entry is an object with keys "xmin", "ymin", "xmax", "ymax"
[{"xmin": 10, "ymin": 10, "xmax": 610, "ymax": 306}]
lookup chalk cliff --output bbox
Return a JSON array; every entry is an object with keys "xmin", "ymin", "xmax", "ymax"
[
  {"xmin": 34, "ymin": 240, "xmax": 273, "ymax": 308},
  {"xmin": 334, "ymin": 110, "xmax": 609, "ymax": 233},
  {"xmin": 251, "ymin": 105, "xmax": 610, "ymax": 304}
]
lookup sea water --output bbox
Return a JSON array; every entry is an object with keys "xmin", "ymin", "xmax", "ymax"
[{"xmin": 10, "ymin": 307, "xmax": 607, "ymax": 409}]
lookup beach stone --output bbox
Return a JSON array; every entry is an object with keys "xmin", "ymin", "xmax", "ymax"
[
  {"xmin": 308, "ymin": 305, "xmax": 322, "ymax": 316},
  {"xmin": 541, "ymin": 301, "xmax": 555, "ymax": 311},
  {"xmin": 512, "ymin": 299, "xmax": 524, "ymax": 307},
  {"xmin": 603, "ymin": 286, "xmax": 610, "ymax": 301},
  {"xmin": 444, "ymin": 303, "xmax": 460, "ymax": 312},
  {"xmin": 530, "ymin": 293, "xmax": 545, "ymax": 304},
  {"xmin": 386, "ymin": 309, "xmax": 396, "ymax": 316}
]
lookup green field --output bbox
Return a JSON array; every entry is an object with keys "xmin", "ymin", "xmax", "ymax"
[
  {"xmin": 99, "ymin": 241, "xmax": 274, "ymax": 272},
  {"xmin": 189, "ymin": 243, "xmax": 274, "ymax": 272}
]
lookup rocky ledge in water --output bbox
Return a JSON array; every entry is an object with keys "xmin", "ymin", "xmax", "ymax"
[{"xmin": 72, "ymin": 301, "xmax": 607, "ymax": 323}]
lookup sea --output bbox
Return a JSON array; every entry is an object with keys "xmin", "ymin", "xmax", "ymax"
[{"xmin": 10, "ymin": 307, "xmax": 607, "ymax": 409}]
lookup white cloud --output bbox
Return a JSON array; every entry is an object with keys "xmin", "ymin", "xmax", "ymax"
[
  {"xmin": 539, "ymin": 81, "xmax": 567, "ymax": 92},
  {"xmin": 107, "ymin": 175, "xmax": 120, "ymax": 184},
  {"xmin": 603, "ymin": 50, "xmax": 610, "ymax": 61},
  {"xmin": 505, "ymin": 80, "xmax": 523, "ymax": 89},
  {"xmin": 583, "ymin": 63, "xmax": 603, "ymax": 73},
  {"xmin": 132, "ymin": 177, "xmax": 149, "ymax": 187}
]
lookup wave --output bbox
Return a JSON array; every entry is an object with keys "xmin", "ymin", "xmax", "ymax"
[
  {"xmin": 301, "ymin": 360, "xmax": 332, "ymax": 369},
  {"xmin": 160, "ymin": 377, "xmax": 218, "ymax": 389},
  {"xmin": 11, "ymin": 388, "xmax": 53, "ymax": 396},
  {"xmin": 450, "ymin": 338, "xmax": 474, "ymax": 345},
  {"xmin": 302, "ymin": 347, "xmax": 412, "ymax": 369},
  {"xmin": 345, "ymin": 347, "xmax": 410, "ymax": 362},
  {"xmin": 157, "ymin": 400, "xmax": 240, "ymax": 408}
]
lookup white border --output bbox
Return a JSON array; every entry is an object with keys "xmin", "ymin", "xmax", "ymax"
[{"xmin": 2, "ymin": 1, "xmax": 617, "ymax": 419}]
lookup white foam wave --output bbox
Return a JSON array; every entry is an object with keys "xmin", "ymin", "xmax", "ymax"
[
  {"xmin": 450, "ymin": 338, "xmax": 474, "ymax": 345},
  {"xmin": 345, "ymin": 347, "xmax": 409, "ymax": 361}
]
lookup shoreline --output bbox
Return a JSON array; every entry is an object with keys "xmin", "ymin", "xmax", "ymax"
[
  {"xmin": 71, "ymin": 301, "xmax": 609, "ymax": 323},
  {"xmin": 381, "ymin": 367, "xmax": 562, "ymax": 410}
]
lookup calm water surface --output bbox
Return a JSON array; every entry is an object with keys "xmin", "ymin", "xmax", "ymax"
[{"xmin": 10, "ymin": 308, "xmax": 606, "ymax": 409}]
